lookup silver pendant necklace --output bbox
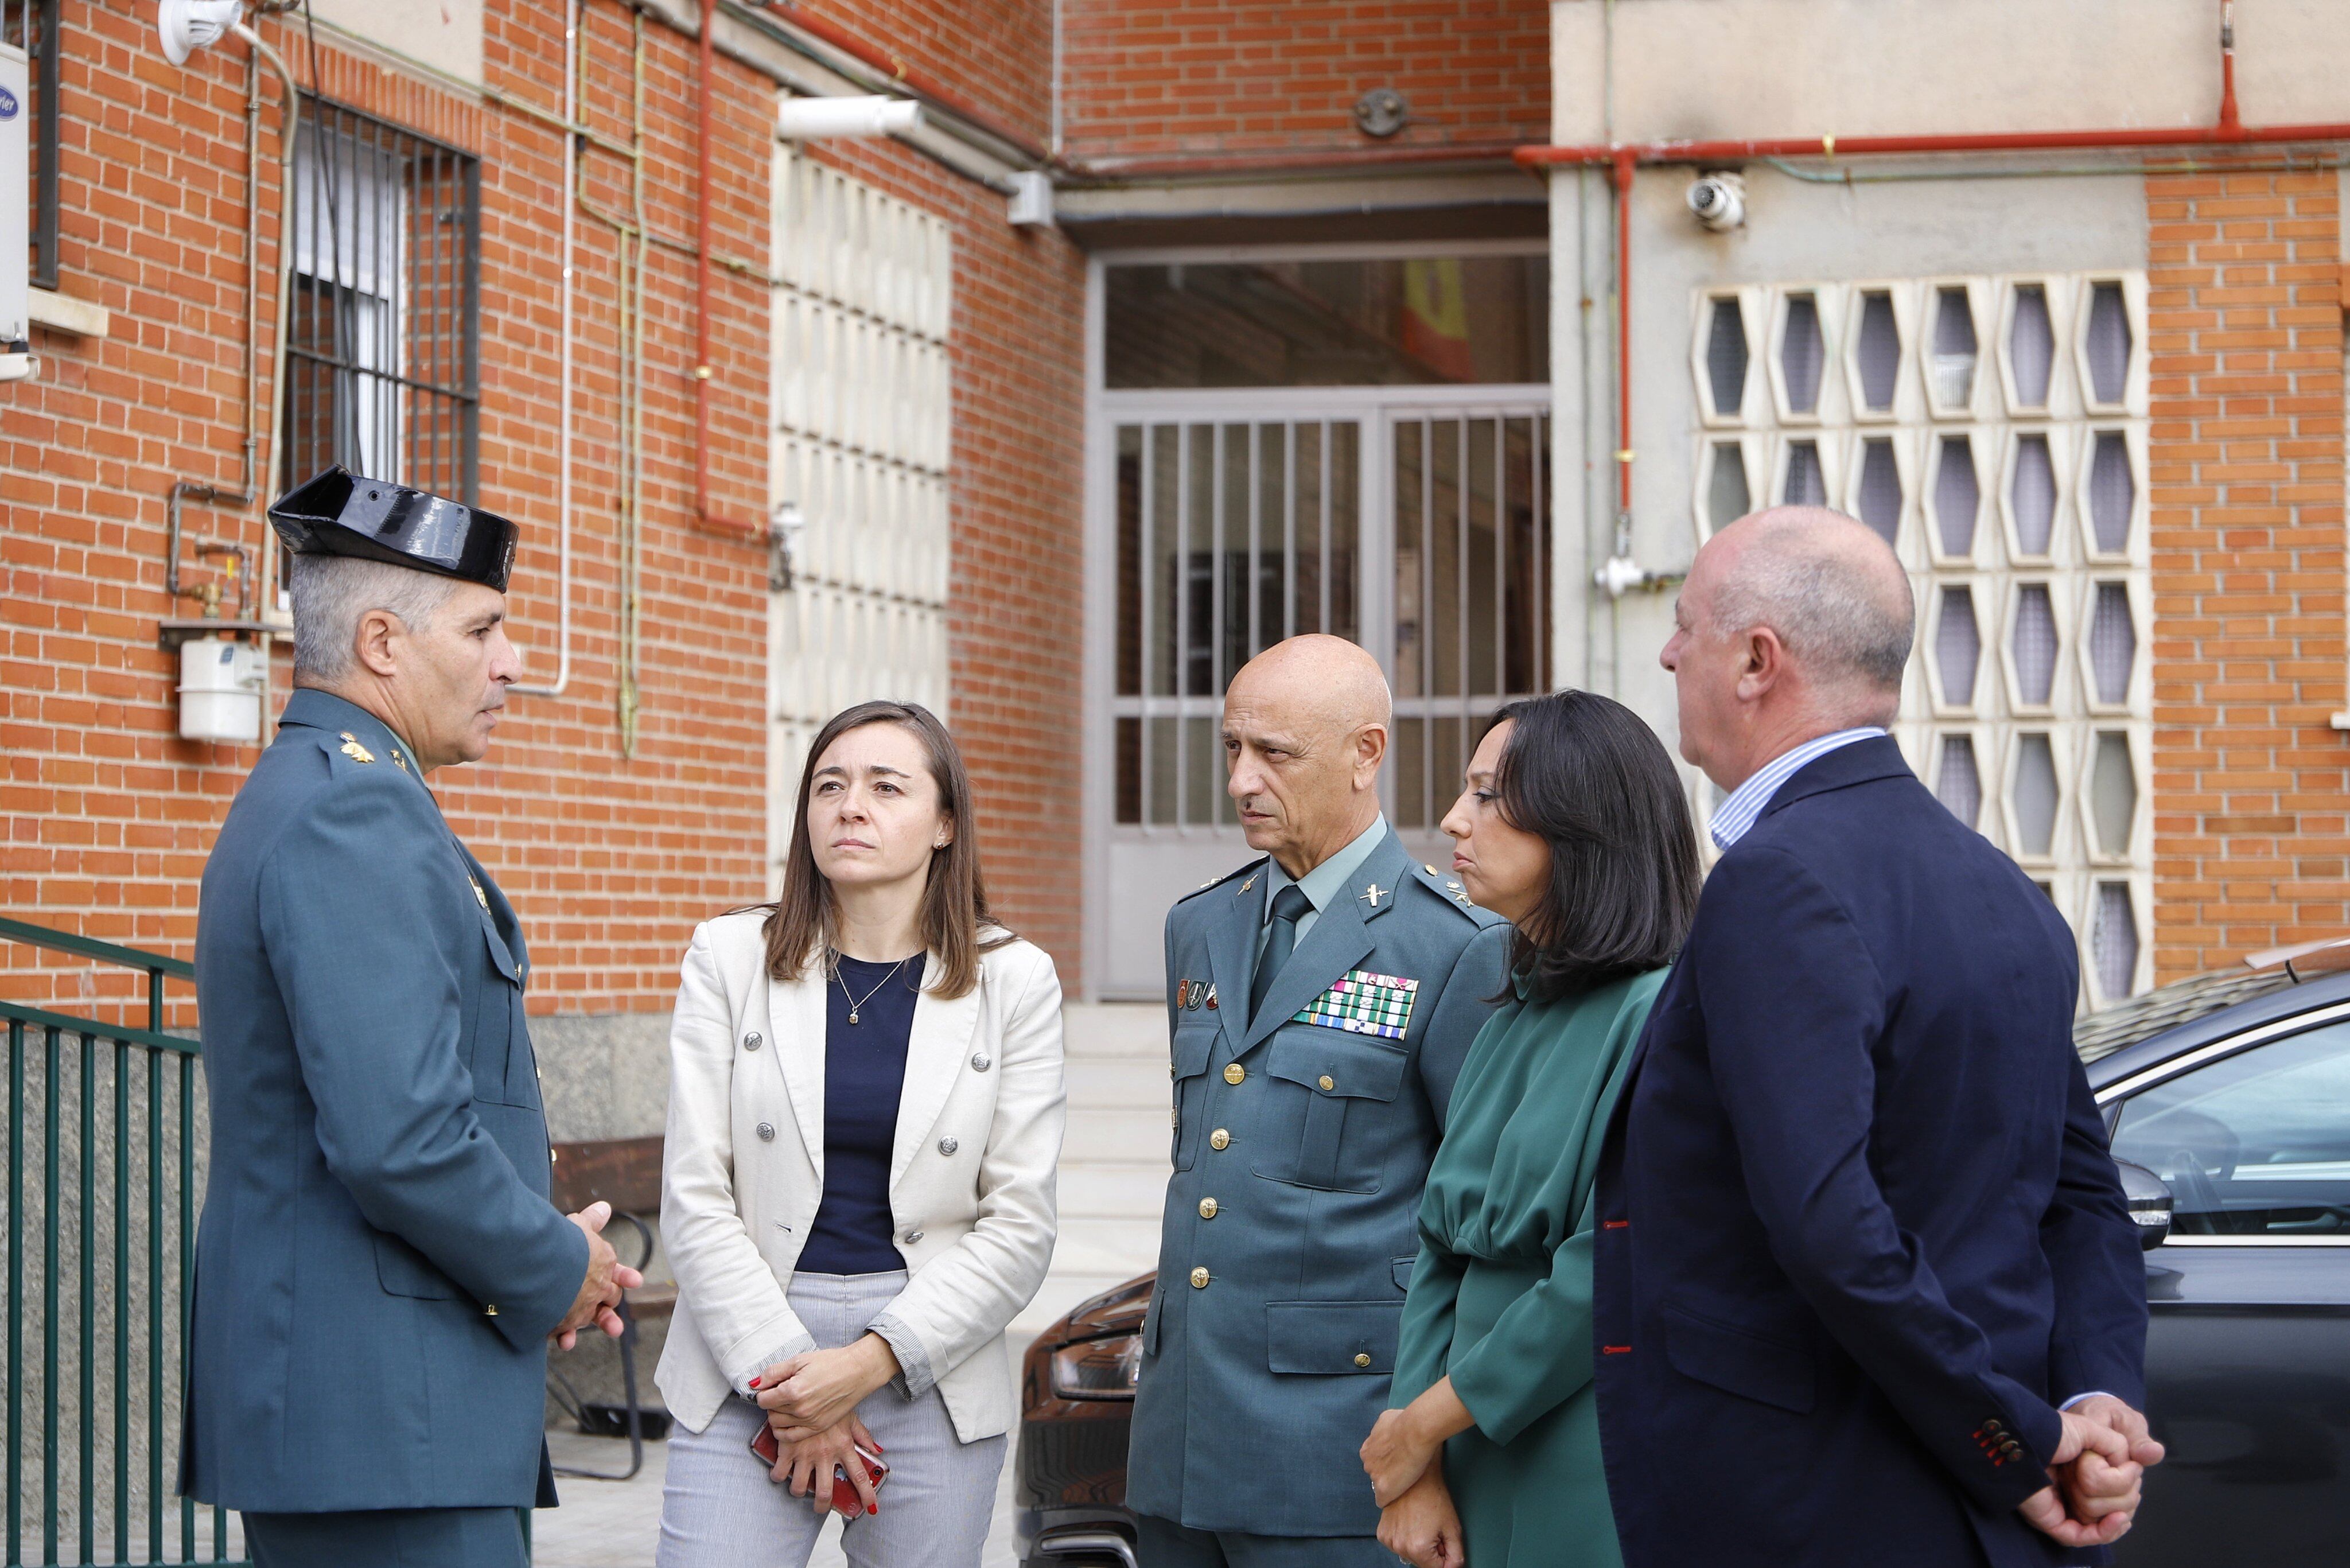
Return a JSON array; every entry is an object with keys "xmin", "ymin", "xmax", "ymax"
[{"xmin": 832, "ymin": 952, "xmax": 912, "ymax": 1025}]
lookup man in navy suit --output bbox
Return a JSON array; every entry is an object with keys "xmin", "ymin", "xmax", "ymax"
[{"xmin": 1591, "ymin": 506, "xmax": 2162, "ymax": 1568}]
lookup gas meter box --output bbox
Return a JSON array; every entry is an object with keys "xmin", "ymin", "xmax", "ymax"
[{"xmin": 178, "ymin": 637, "xmax": 267, "ymax": 744}]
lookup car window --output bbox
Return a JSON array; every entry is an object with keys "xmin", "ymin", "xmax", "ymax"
[{"xmin": 2110, "ymin": 1020, "xmax": 2350, "ymax": 1237}]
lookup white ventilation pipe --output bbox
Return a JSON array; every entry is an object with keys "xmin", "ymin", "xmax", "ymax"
[{"xmin": 775, "ymin": 96, "xmax": 923, "ymax": 140}]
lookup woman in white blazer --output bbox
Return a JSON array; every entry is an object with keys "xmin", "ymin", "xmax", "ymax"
[{"xmin": 655, "ymin": 700, "xmax": 1066, "ymax": 1567}]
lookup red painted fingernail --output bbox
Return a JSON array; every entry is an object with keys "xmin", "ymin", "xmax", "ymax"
[
  {"xmin": 869, "ymin": 1505, "xmax": 878, "ymax": 1515},
  {"xmin": 748, "ymin": 1377, "xmax": 761, "ymax": 1388}
]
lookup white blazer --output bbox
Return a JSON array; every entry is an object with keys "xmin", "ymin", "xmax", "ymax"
[{"xmin": 654, "ymin": 910, "xmax": 1066, "ymax": 1443}]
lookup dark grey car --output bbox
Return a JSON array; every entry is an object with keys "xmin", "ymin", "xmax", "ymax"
[{"xmin": 2084, "ymin": 959, "xmax": 2350, "ymax": 1565}]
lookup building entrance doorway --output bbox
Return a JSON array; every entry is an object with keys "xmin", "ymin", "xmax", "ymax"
[{"xmin": 1087, "ymin": 387, "xmax": 1551, "ymax": 996}]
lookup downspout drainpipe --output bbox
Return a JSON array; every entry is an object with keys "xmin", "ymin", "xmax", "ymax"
[
  {"xmin": 513, "ymin": 0, "xmax": 579, "ymax": 698},
  {"xmin": 694, "ymin": 0, "xmax": 764, "ymax": 542},
  {"xmin": 167, "ymin": 32, "xmax": 299, "ymax": 610},
  {"xmin": 166, "ymin": 24, "xmax": 300, "ymax": 734},
  {"xmin": 2218, "ymin": 1, "xmax": 2240, "ymax": 138},
  {"xmin": 1612, "ymin": 149, "xmax": 1634, "ymax": 526}
]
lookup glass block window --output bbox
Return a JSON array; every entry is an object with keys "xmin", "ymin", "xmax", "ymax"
[{"xmin": 1689, "ymin": 272, "xmax": 2152, "ymax": 1004}]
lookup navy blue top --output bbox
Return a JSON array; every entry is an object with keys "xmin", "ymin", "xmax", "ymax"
[{"xmin": 797, "ymin": 952, "xmax": 925, "ymax": 1275}]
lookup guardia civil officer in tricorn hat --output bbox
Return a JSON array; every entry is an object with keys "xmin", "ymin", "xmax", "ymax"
[{"xmin": 184, "ymin": 468, "xmax": 640, "ymax": 1568}]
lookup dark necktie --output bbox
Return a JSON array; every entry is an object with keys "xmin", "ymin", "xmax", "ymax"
[{"xmin": 1250, "ymin": 884, "xmax": 1314, "ymax": 1022}]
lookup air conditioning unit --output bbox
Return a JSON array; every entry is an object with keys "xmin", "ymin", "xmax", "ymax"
[{"xmin": 1, "ymin": 42, "xmax": 32, "ymax": 384}]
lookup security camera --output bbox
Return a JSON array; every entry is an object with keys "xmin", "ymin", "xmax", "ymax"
[
  {"xmin": 158, "ymin": 0, "xmax": 246, "ymax": 64},
  {"xmin": 1687, "ymin": 172, "xmax": 1747, "ymax": 232}
]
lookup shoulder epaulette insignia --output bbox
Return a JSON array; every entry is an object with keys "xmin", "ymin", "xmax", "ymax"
[
  {"xmin": 1410, "ymin": 858, "xmax": 1493, "ymax": 919},
  {"xmin": 1178, "ymin": 859, "xmax": 1266, "ymax": 903},
  {"xmin": 337, "ymin": 732, "xmax": 376, "ymax": 764}
]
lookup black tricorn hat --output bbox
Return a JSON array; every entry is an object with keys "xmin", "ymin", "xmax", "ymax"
[{"xmin": 267, "ymin": 465, "xmax": 519, "ymax": 593}]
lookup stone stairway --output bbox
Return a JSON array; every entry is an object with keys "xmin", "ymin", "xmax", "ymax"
[{"xmin": 1014, "ymin": 1002, "xmax": 1172, "ymax": 1340}]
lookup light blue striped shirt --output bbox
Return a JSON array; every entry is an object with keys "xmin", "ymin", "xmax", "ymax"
[{"xmin": 1707, "ymin": 728, "xmax": 1888, "ymax": 851}]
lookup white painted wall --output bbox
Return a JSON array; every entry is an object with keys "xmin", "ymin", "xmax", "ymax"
[
  {"xmin": 309, "ymin": 0, "xmax": 484, "ymax": 87},
  {"xmin": 1553, "ymin": 0, "xmax": 2350, "ymax": 146}
]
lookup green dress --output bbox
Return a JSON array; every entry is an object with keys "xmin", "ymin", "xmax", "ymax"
[{"xmin": 1390, "ymin": 967, "xmax": 1668, "ymax": 1568}]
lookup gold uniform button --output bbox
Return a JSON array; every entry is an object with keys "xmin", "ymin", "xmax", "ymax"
[
  {"xmin": 1318, "ymin": 1075, "xmax": 1335, "ymax": 1091},
  {"xmin": 1224, "ymin": 1064, "xmax": 1246, "ymax": 1085},
  {"xmin": 1190, "ymin": 1266, "xmax": 1210, "ymax": 1289},
  {"xmin": 1353, "ymin": 1352, "xmax": 1372, "ymax": 1368},
  {"xmin": 1209, "ymin": 1129, "xmax": 1231, "ymax": 1151},
  {"xmin": 1199, "ymin": 1197, "xmax": 1219, "ymax": 1219},
  {"xmin": 484, "ymin": 1304, "xmax": 499, "ymax": 1317}
]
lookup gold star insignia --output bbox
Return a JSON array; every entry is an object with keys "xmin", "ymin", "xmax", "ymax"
[
  {"xmin": 337, "ymin": 732, "xmax": 376, "ymax": 764},
  {"xmin": 391, "ymin": 749, "xmax": 409, "ymax": 773}
]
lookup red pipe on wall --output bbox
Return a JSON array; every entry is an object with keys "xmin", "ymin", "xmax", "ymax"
[
  {"xmin": 1512, "ymin": 116, "xmax": 2350, "ymax": 172},
  {"xmin": 1610, "ymin": 150, "xmax": 1635, "ymax": 519},
  {"xmin": 696, "ymin": 0, "xmax": 762, "ymax": 540}
]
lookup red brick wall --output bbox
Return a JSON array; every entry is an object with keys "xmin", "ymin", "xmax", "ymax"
[
  {"xmin": 2147, "ymin": 166, "xmax": 2350, "ymax": 981},
  {"xmin": 1059, "ymin": 0, "xmax": 1551, "ymax": 159},
  {"xmin": 1, "ymin": 0, "xmax": 1085, "ymax": 1021}
]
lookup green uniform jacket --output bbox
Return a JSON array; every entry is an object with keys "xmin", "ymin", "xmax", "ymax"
[
  {"xmin": 1127, "ymin": 824, "xmax": 1509, "ymax": 1536},
  {"xmin": 184, "ymin": 689, "xmax": 588, "ymax": 1512},
  {"xmin": 1390, "ymin": 968, "xmax": 1669, "ymax": 1568}
]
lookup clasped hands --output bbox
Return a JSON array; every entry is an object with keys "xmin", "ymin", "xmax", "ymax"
[
  {"xmin": 1361, "ymin": 1380, "xmax": 1472, "ymax": 1568},
  {"xmin": 551, "ymin": 1201, "xmax": 644, "ymax": 1351},
  {"xmin": 2019, "ymin": 1395, "xmax": 2167, "ymax": 1548},
  {"xmin": 1359, "ymin": 1379, "xmax": 2165, "ymax": 1565},
  {"xmin": 749, "ymin": 1332, "xmax": 903, "ymax": 1518}
]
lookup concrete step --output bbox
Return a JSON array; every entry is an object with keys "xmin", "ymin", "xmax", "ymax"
[
  {"xmin": 1061, "ymin": 1002, "xmax": 1168, "ymax": 1060},
  {"xmin": 1065, "ymin": 1056, "xmax": 1172, "ymax": 1107},
  {"xmin": 1057, "ymin": 1161, "xmax": 1172, "ymax": 1219},
  {"xmin": 1016, "ymin": 1270, "xmax": 1154, "ymax": 1337},
  {"xmin": 1062, "ymin": 1107, "xmax": 1180, "ymax": 1164},
  {"xmin": 1050, "ymin": 1215, "xmax": 1165, "ymax": 1274}
]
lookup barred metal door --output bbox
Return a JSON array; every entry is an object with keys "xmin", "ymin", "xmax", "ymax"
[
  {"xmin": 1094, "ymin": 399, "xmax": 1551, "ymax": 996},
  {"xmin": 1387, "ymin": 410, "xmax": 1551, "ymax": 861}
]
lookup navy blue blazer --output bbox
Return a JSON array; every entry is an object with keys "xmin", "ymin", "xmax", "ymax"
[
  {"xmin": 184, "ymin": 689, "xmax": 589, "ymax": 1512},
  {"xmin": 1591, "ymin": 737, "xmax": 2147, "ymax": 1568}
]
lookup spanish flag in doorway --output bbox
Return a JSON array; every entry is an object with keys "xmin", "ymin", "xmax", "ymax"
[{"xmin": 1402, "ymin": 258, "xmax": 1477, "ymax": 381}]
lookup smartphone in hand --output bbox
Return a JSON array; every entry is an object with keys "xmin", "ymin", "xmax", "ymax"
[{"xmin": 748, "ymin": 1425, "xmax": 889, "ymax": 1518}]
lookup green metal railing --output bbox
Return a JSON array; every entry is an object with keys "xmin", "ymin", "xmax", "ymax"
[{"xmin": 0, "ymin": 917, "xmax": 242, "ymax": 1567}]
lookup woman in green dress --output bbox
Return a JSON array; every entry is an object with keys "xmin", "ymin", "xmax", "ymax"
[{"xmin": 1360, "ymin": 690, "xmax": 1701, "ymax": 1568}]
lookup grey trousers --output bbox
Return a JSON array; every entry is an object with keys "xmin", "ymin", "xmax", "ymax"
[
  {"xmin": 656, "ymin": 1269, "xmax": 1007, "ymax": 1568},
  {"xmin": 244, "ymin": 1507, "xmax": 527, "ymax": 1568},
  {"xmin": 1136, "ymin": 1513, "xmax": 1401, "ymax": 1568}
]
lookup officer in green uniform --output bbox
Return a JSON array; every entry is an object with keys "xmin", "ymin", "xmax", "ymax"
[
  {"xmin": 185, "ymin": 467, "xmax": 640, "ymax": 1568},
  {"xmin": 1128, "ymin": 635, "xmax": 1509, "ymax": 1567}
]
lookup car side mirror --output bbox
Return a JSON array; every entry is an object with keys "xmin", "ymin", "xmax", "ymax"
[{"xmin": 2115, "ymin": 1158, "xmax": 2173, "ymax": 1251}]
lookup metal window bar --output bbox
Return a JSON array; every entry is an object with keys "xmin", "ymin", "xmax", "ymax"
[
  {"xmin": 281, "ymin": 99, "xmax": 479, "ymax": 504},
  {"xmin": 0, "ymin": 917, "xmax": 239, "ymax": 1566},
  {"xmin": 20, "ymin": 0, "xmax": 59, "ymax": 291},
  {"xmin": 1119, "ymin": 417, "xmax": 1391, "ymax": 827}
]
